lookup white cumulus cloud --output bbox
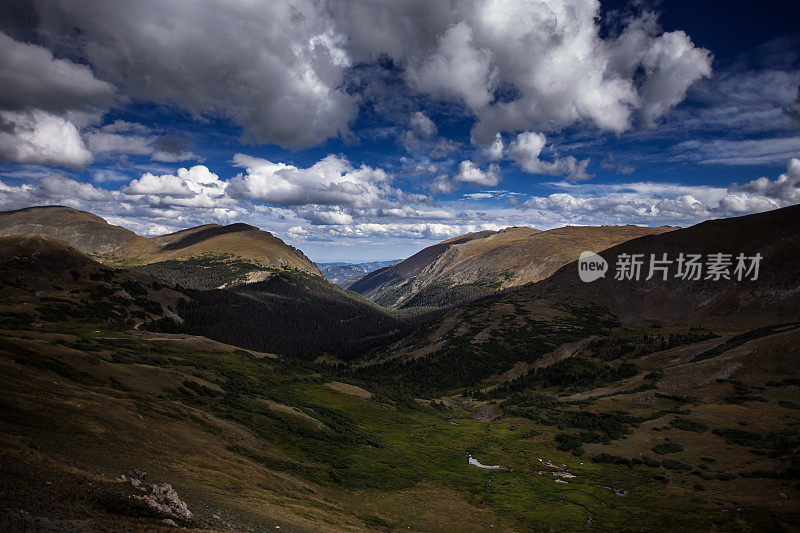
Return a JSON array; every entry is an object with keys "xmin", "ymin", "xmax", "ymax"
[
  {"xmin": 519, "ymin": 158, "xmax": 800, "ymax": 225},
  {"xmin": 0, "ymin": 110, "xmax": 93, "ymax": 168},
  {"xmin": 123, "ymin": 166, "xmax": 229, "ymax": 208},
  {"xmin": 507, "ymin": 131, "xmax": 591, "ymax": 181},
  {"xmin": 36, "ymin": 0, "xmax": 357, "ymax": 149},
  {"xmin": 454, "ymin": 160, "xmax": 501, "ymax": 187},
  {"xmin": 26, "ymin": 1, "xmax": 710, "ymax": 149},
  {"xmin": 0, "ymin": 32, "xmax": 118, "ymax": 168}
]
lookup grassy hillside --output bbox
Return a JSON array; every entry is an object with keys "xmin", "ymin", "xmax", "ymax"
[
  {"xmin": 350, "ymin": 225, "xmax": 674, "ymax": 309},
  {"xmin": 0, "ymin": 205, "xmax": 141, "ymax": 255},
  {"xmin": 1, "ymin": 207, "xmax": 799, "ymax": 531},
  {"xmin": 2, "ymin": 320, "xmax": 797, "ymax": 531},
  {"xmin": 102, "ymin": 222, "xmax": 322, "ymax": 281}
]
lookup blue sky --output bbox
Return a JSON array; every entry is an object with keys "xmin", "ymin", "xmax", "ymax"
[{"xmin": 0, "ymin": 0, "xmax": 798, "ymax": 261}]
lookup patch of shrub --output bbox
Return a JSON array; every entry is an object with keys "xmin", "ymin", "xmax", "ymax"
[
  {"xmin": 661, "ymin": 459, "xmax": 691, "ymax": 471},
  {"xmin": 642, "ymin": 456, "xmax": 660, "ymax": 467},
  {"xmin": 652, "ymin": 442, "xmax": 684, "ymax": 455},
  {"xmin": 670, "ymin": 418, "xmax": 708, "ymax": 433},
  {"xmin": 591, "ymin": 453, "xmax": 631, "ymax": 466}
]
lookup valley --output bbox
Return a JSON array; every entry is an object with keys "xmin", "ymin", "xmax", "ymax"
[
  {"xmin": 2, "ymin": 3, "xmax": 797, "ymax": 530},
  {"xmin": 319, "ymin": 261, "xmax": 398, "ymax": 287},
  {"xmin": 0, "ymin": 205, "xmax": 799, "ymax": 531}
]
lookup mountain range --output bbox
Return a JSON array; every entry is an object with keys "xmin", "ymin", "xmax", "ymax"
[
  {"xmin": 0, "ymin": 206, "xmax": 670, "ymax": 302},
  {"xmin": 1, "ymin": 206, "xmax": 321, "ymax": 290},
  {"xmin": 319, "ymin": 260, "xmax": 398, "ymax": 286},
  {"xmin": 364, "ymin": 204, "xmax": 800, "ymax": 393},
  {"xmin": 348, "ymin": 224, "xmax": 674, "ymax": 308},
  {"xmin": 0, "ymin": 203, "xmax": 799, "ymax": 531}
]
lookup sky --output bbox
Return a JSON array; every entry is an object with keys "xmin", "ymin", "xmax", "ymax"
[{"xmin": 0, "ymin": 0, "xmax": 798, "ymax": 262}]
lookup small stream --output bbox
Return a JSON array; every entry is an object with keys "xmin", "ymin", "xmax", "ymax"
[
  {"xmin": 468, "ymin": 454, "xmax": 504, "ymax": 470},
  {"xmin": 467, "ymin": 455, "xmax": 628, "ymax": 497}
]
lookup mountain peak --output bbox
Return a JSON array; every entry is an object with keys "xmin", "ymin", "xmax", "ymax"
[
  {"xmin": 0, "ymin": 208, "xmax": 322, "ymax": 285},
  {"xmin": 0, "ymin": 205, "xmax": 141, "ymax": 255},
  {"xmin": 349, "ymin": 223, "xmax": 674, "ymax": 308}
]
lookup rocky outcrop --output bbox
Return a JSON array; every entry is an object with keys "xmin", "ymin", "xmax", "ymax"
[{"xmin": 116, "ymin": 471, "xmax": 193, "ymax": 521}]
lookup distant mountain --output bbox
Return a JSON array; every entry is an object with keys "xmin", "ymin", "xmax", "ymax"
[
  {"xmin": 0, "ymin": 206, "xmax": 140, "ymax": 255},
  {"xmin": 0, "ymin": 206, "xmax": 322, "ymax": 289},
  {"xmin": 532, "ymin": 203, "xmax": 800, "ymax": 327},
  {"xmin": 370, "ymin": 205, "xmax": 800, "ymax": 389},
  {"xmin": 102, "ymin": 222, "xmax": 322, "ymax": 288},
  {"xmin": 349, "ymin": 225, "xmax": 675, "ymax": 308},
  {"xmin": 319, "ymin": 260, "xmax": 398, "ymax": 286}
]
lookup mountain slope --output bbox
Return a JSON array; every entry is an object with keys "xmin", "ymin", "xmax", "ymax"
[
  {"xmin": 0, "ymin": 206, "xmax": 141, "ymax": 255},
  {"xmin": 0, "ymin": 206, "xmax": 323, "ymax": 289},
  {"xmin": 532, "ymin": 203, "xmax": 800, "ymax": 327},
  {"xmin": 103, "ymin": 222, "xmax": 320, "ymax": 275},
  {"xmin": 154, "ymin": 269, "xmax": 410, "ymax": 360},
  {"xmin": 0, "ymin": 234, "xmax": 183, "ymax": 328},
  {"xmin": 364, "ymin": 205, "xmax": 800, "ymax": 393},
  {"xmin": 0, "ymin": 231, "xmax": 408, "ymax": 361},
  {"xmin": 349, "ymin": 225, "xmax": 674, "ymax": 308},
  {"xmin": 7, "ymin": 312, "xmax": 791, "ymax": 531}
]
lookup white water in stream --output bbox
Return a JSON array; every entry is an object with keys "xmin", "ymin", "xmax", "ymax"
[{"xmin": 468, "ymin": 454, "xmax": 504, "ymax": 470}]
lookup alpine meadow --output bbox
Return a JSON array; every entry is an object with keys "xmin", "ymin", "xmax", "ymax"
[{"xmin": 1, "ymin": 1, "xmax": 799, "ymax": 531}]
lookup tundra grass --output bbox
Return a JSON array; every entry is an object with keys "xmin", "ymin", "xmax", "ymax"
[{"xmin": 0, "ymin": 327, "xmax": 797, "ymax": 531}]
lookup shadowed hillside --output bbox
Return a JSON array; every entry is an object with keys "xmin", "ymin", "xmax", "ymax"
[
  {"xmin": 0, "ymin": 234, "xmax": 184, "ymax": 328},
  {"xmin": 150, "ymin": 270, "xmax": 413, "ymax": 360},
  {"xmin": 362, "ymin": 205, "xmax": 800, "ymax": 395},
  {"xmin": 531, "ymin": 203, "xmax": 800, "ymax": 327}
]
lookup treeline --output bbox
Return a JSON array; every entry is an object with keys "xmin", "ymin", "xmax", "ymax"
[
  {"xmin": 474, "ymin": 357, "xmax": 639, "ymax": 400},
  {"xmin": 351, "ymin": 337, "xmax": 552, "ymax": 397},
  {"xmin": 146, "ymin": 270, "xmax": 412, "ymax": 360},
  {"xmin": 586, "ymin": 330, "xmax": 718, "ymax": 361},
  {"xmin": 691, "ymin": 322, "xmax": 800, "ymax": 363},
  {"xmin": 348, "ymin": 304, "xmax": 611, "ymax": 397},
  {"xmin": 344, "ymin": 297, "xmax": 616, "ymax": 397},
  {"xmin": 400, "ymin": 280, "xmax": 500, "ymax": 309},
  {"xmin": 131, "ymin": 258, "xmax": 268, "ymax": 290}
]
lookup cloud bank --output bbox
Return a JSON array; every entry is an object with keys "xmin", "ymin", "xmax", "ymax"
[
  {"xmin": 12, "ymin": 0, "xmax": 711, "ymax": 153},
  {"xmin": 2, "ymin": 156, "xmax": 798, "ymax": 246}
]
